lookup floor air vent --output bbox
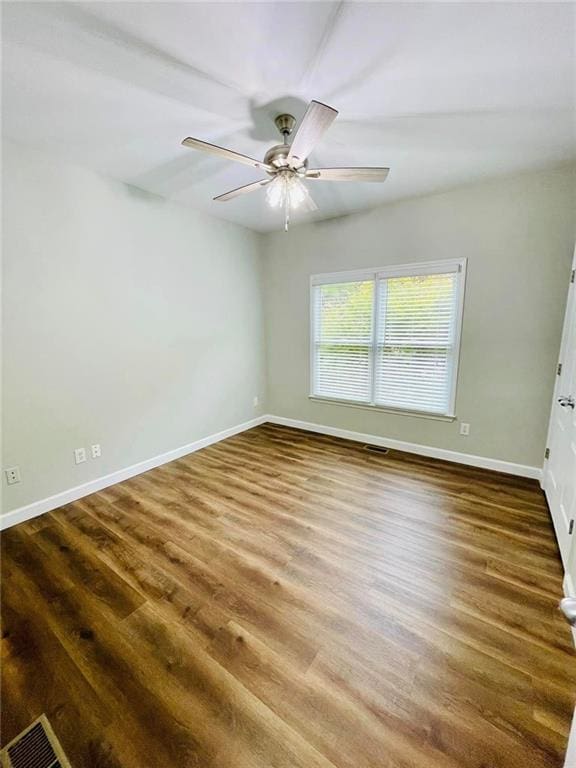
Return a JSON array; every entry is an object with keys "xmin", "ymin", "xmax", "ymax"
[
  {"xmin": 364, "ymin": 444, "xmax": 389, "ymax": 454},
  {"xmin": 1, "ymin": 715, "xmax": 71, "ymax": 768}
]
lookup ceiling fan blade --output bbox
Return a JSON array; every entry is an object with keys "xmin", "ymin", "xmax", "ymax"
[
  {"xmin": 306, "ymin": 167, "xmax": 390, "ymax": 182},
  {"xmin": 287, "ymin": 100, "xmax": 338, "ymax": 168},
  {"xmin": 213, "ymin": 178, "xmax": 272, "ymax": 202},
  {"xmin": 182, "ymin": 137, "xmax": 273, "ymax": 172}
]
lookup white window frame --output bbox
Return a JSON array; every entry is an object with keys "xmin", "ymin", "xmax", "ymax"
[{"xmin": 309, "ymin": 258, "xmax": 467, "ymax": 420}]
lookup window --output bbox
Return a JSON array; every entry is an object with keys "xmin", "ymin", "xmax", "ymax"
[{"xmin": 310, "ymin": 259, "xmax": 466, "ymax": 417}]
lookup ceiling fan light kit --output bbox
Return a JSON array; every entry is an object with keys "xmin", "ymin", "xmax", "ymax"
[{"xmin": 181, "ymin": 100, "xmax": 390, "ymax": 231}]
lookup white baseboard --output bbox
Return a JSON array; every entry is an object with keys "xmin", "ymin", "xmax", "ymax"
[
  {"xmin": 563, "ymin": 573, "xmax": 576, "ymax": 649},
  {"xmin": 264, "ymin": 414, "xmax": 543, "ymax": 480},
  {"xmin": 1, "ymin": 412, "xmax": 543, "ymax": 532},
  {"xmin": 0, "ymin": 415, "xmax": 267, "ymax": 531},
  {"xmin": 565, "ymin": 572, "xmax": 574, "ymax": 597},
  {"xmin": 563, "ymin": 710, "xmax": 576, "ymax": 768}
]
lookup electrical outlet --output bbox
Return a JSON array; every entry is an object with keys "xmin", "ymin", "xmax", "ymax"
[
  {"xmin": 91, "ymin": 444, "xmax": 101, "ymax": 459},
  {"xmin": 460, "ymin": 422, "xmax": 470, "ymax": 436},
  {"xmin": 253, "ymin": 396, "xmax": 259, "ymax": 408},
  {"xmin": 74, "ymin": 447, "xmax": 87, "ymax": 465},
  {"xmin": 5, "ymin": 466, "xmax": 21, "ymax": 485}
]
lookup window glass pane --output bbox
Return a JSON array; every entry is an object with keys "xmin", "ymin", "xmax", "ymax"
[{"xmin": 313, "ymin": 280, "xmax": 374, "ymax": 403}]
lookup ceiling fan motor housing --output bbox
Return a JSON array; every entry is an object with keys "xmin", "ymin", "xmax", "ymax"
[
  {"xmin": 264, "ymin": 145, "xmax": 308, "ymax": 174},
  {"xmin": 264, "ymin": 114, "xmax": 308, "ymax": 174}
]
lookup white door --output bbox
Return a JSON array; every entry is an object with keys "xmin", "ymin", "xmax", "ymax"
[{"xmin": 543, "ymin": 248, "xmax": 576, "ymax": 569}]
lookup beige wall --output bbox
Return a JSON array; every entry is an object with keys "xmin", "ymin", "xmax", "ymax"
[
  {"xmin": 2, "ymin": 141, "xmax": 266, "ymax": 515},
  {"xmin": 3, "ymin": 145, "xmax": 574, "ymax": 519},
  {"xmin": 262, "ymin": 166, "xmax": 576, "ymax": 469}
]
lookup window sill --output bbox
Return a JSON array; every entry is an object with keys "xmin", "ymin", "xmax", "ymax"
[{"xmin": 308, "ymin": 395, "xmax": 456, "ymax": 422}]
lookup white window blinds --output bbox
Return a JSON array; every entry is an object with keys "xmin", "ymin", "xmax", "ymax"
[
  {"xmin": 312, "ymin": 280, "xmax": 374, "ymax": 403},
  {"xmin": 311, "ymin": 260, "xmax": 465, "ymax": 416}
]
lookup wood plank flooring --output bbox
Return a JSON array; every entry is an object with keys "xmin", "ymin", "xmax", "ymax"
[{"xmin": 2, "ymin": 423, "xmax": 575, "ymax": 767}]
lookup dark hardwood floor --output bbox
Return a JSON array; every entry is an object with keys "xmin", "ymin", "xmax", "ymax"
[{"xmin": 2, "ymin": 424, "xmax": 574, "ymax": 767}]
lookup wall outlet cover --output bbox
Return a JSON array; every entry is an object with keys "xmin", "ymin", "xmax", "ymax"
[
  {"xmin": 74, "ymin": 448, "xmax": 87, "ymax": 464},
  {"xmin": 5, "ymin": 467, "xmax": 21, "ymax": 485},
  {"xmin": 91, "ymin": 444, "xmax": 101, "ymax": 458},
  {"xmin": 460, "ymin": 423, "xmax": 470, "ymax": 436}
]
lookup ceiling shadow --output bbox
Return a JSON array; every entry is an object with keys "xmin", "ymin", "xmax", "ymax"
[{"xmin": 247, "ymin": 96, "xmax": 309, "ymax": 142}]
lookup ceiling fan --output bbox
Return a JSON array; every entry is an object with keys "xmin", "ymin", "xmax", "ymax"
[{"xmin": 181, "ymin": 100, "xmax": 390, "ymax": 231}]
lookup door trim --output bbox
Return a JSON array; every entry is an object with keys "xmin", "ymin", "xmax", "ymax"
[{"xmin": 542, "ymin": 246, "xmax": 576, "ymax": 493}]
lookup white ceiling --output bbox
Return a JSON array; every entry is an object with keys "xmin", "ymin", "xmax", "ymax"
[{"xmin": 3, "ymin": 2, "xmax": 575, "ymax": 232}]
